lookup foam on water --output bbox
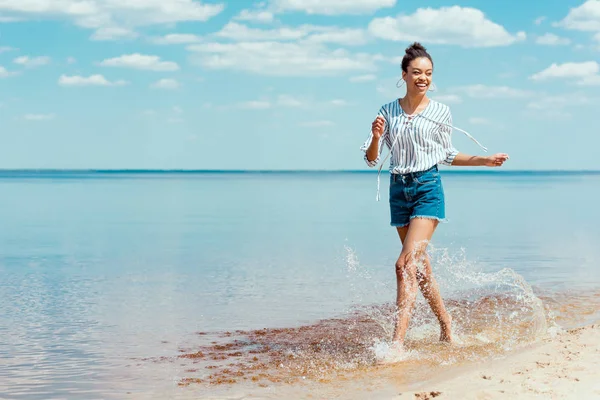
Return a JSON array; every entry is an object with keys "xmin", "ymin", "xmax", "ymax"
[{"xmin": 371, "ymin": 340, "xmax": 419, "ymax": 364}]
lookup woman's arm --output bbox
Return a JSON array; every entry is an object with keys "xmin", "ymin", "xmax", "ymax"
[
  {"xmin": 365, "ymin": 136, "xmax": 381, "ymax": 164},
  {"xmin": 452, "ymin": 152, "xmax": 510, "ymax": 167},
  {"xmin": 437, "ymin": 107, "xmax": 509, "ymax": 168},
  {"xmin": 360, "ymin": 111, "xmax": 388, "ymax": 167}
]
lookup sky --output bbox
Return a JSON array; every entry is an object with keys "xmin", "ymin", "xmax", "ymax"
[{"xmin": 0, "ymin": 0, "xmax": 599, "ymax": 170}]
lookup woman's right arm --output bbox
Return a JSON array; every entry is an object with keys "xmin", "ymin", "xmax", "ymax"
[
  {"xmin": 365, "ymin": 136, "xmax": 381, "ymax": 164},
  {"xmin": 360, "ymin": 115, "xmax": 387, "ymax": 167}
]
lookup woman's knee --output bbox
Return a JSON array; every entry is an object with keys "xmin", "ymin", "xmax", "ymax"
[{"xmin": 395, "ymin": 252, "xmax": 416, "ymax": 278}]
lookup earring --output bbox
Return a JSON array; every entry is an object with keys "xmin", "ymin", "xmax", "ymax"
[
  {"xmin": 396, "ymin": 78, "xmax": 405, "ymax": 88},
  {"xmin": 429, "ymin": 82, "xmax": 437, "ymax": 92}
]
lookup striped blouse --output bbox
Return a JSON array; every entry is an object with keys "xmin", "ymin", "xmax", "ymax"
[{"xmin": 360, "ymin": 99, "xmax": 459, "ymax": 174}]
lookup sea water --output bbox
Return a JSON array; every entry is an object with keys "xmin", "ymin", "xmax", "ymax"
[{"xmin": 0, "ymin": 171, "xmax": 598, "ymax": 399}]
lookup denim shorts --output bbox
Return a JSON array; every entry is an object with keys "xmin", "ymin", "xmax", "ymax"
[{"xmin": 389, "ymin": 165, "xmax": 446, "ymax": 227}]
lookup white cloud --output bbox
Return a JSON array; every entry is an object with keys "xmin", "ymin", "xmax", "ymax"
[
  {"xmin": 468, "ymin": 117, "xmax": 490, "ymax": 125},
  {"xmin": 0, "ymin": 46, "xmax": 15, "ymax": 53},
  {"xmin": 237, "ymin": 95, "xmax": 313, "ymax": 109},
  {"xmin": 0, "ymin": 0, "xmax": 224, "ymax": 33},
  {"xmin": 13, "ymin": 56, "xmax": 51, "ymax": 68},
  {"xmin": 24, "ymin": 113, "xmax": 55, "ymax": 121},
  {"xmin": 141, "ymin": 106, "xmax": 187, "ymax": 122},
  {"xmin": 58, "ymin": 74, "xmax": 128, "ymax": 86},
  {"xmin": 168, "ymin": 106, "xmax": 184, "ymax": 123},
  {"xmin": 272, "ymin": 0, "xmax": 396, "ymax": 15},
  {"xmin": 305, "ymin": 28, "xmax": 368, "ymax": 46},
  {"xmin": 329, "ymin": 99, "xmax": 348, "ymax": 106},
  {"xmin": 67, "ymin": 57, "xmax": 77, "ymax": 64},
  {"xmin": 214, "ymin": 22, "xmax": 368, "ymax": 46},
  {"xmin": 235, "ymin": 8, "xmax": 274, "ymax": 23},
  {"xmin": 240, "ymin": 100, "xmax": 271, "ymax": 109},
  {"xmin": 91, "ymin": 26, "xmax": 138, "ymax": 41},
  {"xmin": 150, "ymin": 78, "xmax": 180, "ymax": 90},
  {"xmin": 216, "ymin": 22, "xmax": 306, "ymax": 41},
  {"xmin": 534, "ymin": 16, "xmax": 546, "ymax": 25},
  {"xmin": 456, "ymin": 84, "xmax": 534, "ymax": 99},
  {"xmin": 188, "ymin": 41, "xmax": 377, "ymax": 76},
  {"xmin": 556, "ymin": 0, "xmax": 600, "ymax": 32},
  {"xmin": 580, "ymin": 75, "xmax": 600, "ymax": 85},
  {"xmin": 369, "ymin": 6, "xmax": 526, "ymax": 47},
  {"xmin": 301, "ymin": 120, "xmax": 335, "ymax": 127},
  {"xmin": 0, "ymin": 66, "xmax": 17, "ymax": 78},
  {"xmin": 277, "ymin": 95, "xmax": 304, "ymax": 107},
  {"xmin": 432, "ymin": 94, "xmax": 462, "ymax": 104},
  {"xmin": 100, "ymin": 53, "xmax": 179, "ymax": 71},
  {"xmin": 388, "ymin": 56, "xmax": 403, "ymax": 65},
  {"xmin": 350, "ymin": 74, "xmax": 376, "ymax": 82},
  {"xmin": 526, "ymin": 93, "xmax": 595, "ymax": 110},
  {"xmin": 535, "ymin": 33, "xmax": 571, "ymax": 46},
  {"xmin": 530, "ymin": 61, "xmax": 599, "ymax": 84},
  {"xmin": 151, "ymin": 33, "xmax": 202, "ymax": 45}
]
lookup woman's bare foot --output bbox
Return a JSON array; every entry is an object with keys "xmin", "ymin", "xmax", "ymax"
[
  {"xmin": 440, "ymin": 317, "xmax": 453, "ymax": 343},
  {"xmin": 390, "ymin": 339, "xmax": 404, "ymax": 350},
  {"xmin": 375, "ymin": 340, "xmax": 406, "ymax": 365},
  {"xmin": 440, "ymin": 328, "xmax": 452, "ymax": 343}
]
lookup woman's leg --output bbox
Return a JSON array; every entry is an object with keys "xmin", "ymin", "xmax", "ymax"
[
  {"xmin": 392, "ymin": 218, "xmax": 452, "ymax": 344},
  {"xmin": 415, "ymin": 255, "xmax": 453, "ymax": 342}
]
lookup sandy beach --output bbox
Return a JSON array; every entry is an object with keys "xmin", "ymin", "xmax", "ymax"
[{"xmin": 396, "ymin": 324, "xmax": 600, "ymax": 400}]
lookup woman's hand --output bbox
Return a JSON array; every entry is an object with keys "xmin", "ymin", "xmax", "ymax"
[
  {"xmin": 371, "ymin": 116, "xmax": 385, "ymax": 139},
  {"xmin": 485, "ymin": 153, "xmax": 510, "ymax": 167}
]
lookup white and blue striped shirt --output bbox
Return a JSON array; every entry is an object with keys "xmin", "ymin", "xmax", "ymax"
[{"xmin": 361, "ymin": 99, "xmax": 459, "ymax": 174}]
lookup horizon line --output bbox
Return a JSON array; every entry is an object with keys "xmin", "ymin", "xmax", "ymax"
[{"xmin": 1, "ymin": 169, "xmax": 600, "ymax": 174}]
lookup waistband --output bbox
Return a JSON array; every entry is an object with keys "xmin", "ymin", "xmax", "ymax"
[{"xmin": 390, "ymin": 165, "xmax": 438, "ymax": 181}]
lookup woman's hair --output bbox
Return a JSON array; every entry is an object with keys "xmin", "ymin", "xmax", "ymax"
[{"xmin": 401, "ymin": 42, "xmax": 433, "ymax": 72}]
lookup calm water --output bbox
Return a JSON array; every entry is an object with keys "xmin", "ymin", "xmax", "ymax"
[{"xmin": 0, "ymin": 171, "xmax": 599, "ymax": 399}]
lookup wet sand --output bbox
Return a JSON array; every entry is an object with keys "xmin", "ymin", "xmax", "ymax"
[
  {"xmin": 163, "ymin": 290, "xmax": 600, "ymax": 399},
  {"xmin": 394, "ymin": 324, "xmax": 600, "ymax": 399},
  {"xmin": 182, "ymin": 324, "xmax": 600, "ymax": 400}
]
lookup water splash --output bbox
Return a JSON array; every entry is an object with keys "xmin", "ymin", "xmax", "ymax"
[
  {"xmin": 343, "ymin": 244, "xmax": 555, "ymax": 363},
  {"xmin": 371, "ymin": 340, "xmax": 419, "ymax": 364},
  {"xmin": 168, "ymin": 244, "xmax": 565, "ymax": 394}
]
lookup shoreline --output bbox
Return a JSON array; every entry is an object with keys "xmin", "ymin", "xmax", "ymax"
[
  {"xmin": 389, "ymin": 324, "xmax": 600, "ymax": 399},
  {"xmin": 178, "ymin": 292, "xmax": 600, "ymax": 400}
]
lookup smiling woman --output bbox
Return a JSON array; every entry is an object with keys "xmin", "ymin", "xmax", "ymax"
[{"xmin": 360, "ymin": 42, "xmax": 510, "ymax": 352}]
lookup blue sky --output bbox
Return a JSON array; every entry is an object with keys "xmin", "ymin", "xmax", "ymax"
[{"xmin": 0, "ymin": 0, "xmax": 599, "ymax": 170}]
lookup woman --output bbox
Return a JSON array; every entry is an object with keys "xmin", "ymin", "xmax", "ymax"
[{"xmin": 361, "ymin": 42, "xmax": 509, "ymax": 347}]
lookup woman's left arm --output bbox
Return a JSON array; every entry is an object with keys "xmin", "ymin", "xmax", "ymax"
[
  {"xmin": 438, "ymin": 107, "xmax": 509, "ymax": 168},
  {"xmin": 452, "ymin": 152, "xmax": 510, "ymax": 167}
]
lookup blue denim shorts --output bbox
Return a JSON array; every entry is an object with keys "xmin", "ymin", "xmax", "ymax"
[{"xmin": 389, "ymin": 165, "xmax": 446, "ymax": 227}]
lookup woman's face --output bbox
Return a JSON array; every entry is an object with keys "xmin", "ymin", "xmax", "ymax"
[{"xmin": 402, "ymin": 57, "xmax": 433, "ymax": 94}]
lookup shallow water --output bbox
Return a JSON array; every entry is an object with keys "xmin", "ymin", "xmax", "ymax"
[{"xmin": 0, "ymin": 171, "xmax": 598, "ymax": 399}]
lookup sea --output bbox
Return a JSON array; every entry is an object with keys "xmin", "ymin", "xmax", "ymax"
[{"xmin": 0, "ymin": 170, "xmax": 599, "ymax": 399}]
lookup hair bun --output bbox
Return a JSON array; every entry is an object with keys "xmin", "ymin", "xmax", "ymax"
[
  {"xmin": 405, "ymin": 42, "xmax": 427, "ymax": 54},
  {"xmin": 400, "ymin": 42, "xmax": 433, "ymax": 72}
]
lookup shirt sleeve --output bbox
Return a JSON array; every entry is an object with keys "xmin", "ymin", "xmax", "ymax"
[
  {"xmin": 360, "ymin": 106, "xmax": 389, "ymax": 168},
  {"xmin": 438, "ymin": 108, "xmax": 459, "ymax": 166}
]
